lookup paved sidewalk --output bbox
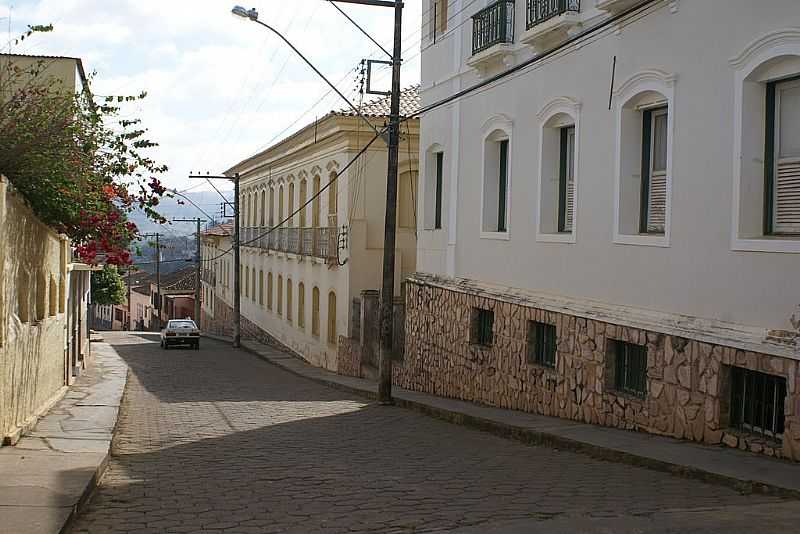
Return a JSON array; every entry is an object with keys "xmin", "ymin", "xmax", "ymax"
[
  {"xmin": 0, "ymin": 342, "xmax": 127, "ymax": 534},
  {"xmin": 224, "ymin": 335, "xmax": 800, "ymax": 498}
]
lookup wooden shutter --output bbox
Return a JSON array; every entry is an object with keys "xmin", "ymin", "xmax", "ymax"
[
  {"xmin": 774, "ymin": 160, "xmax": 800, "ymax": 234},
  {"xmin": 773, "ymin": 79, "xmax": 800, "ymax": 234},
  {"xmin": 645, "ymin": 108, "xmax": 668, "ymax": 234}
]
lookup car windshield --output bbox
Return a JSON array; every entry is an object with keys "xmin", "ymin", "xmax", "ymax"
[{"xmin": 168, "ymin": 321, "xmax": 196, "ymax": 329}]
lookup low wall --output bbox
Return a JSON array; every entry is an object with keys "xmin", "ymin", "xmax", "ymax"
[{"xmin": 396, "ymin": 275, "xmax": 800, "ymax": 462}]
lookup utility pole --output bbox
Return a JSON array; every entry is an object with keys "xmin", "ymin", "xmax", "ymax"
[
  {"xmin": 327, "ymin": 0, "xmax": 403, "ymax": 403},
  {"xmin": 127, "ymin": 268, "xmax": 132, "ymax": 331},
  {"xmin": 174, "ymin": 217, "xmax": 204, "ymax": 324},
  {"xmin": 378, "ymin": 0, "xmax": 403, "ymax": 404},
  {"xmin": 189, "ymin": 172, "xmax": 240, "ymax": 348}
]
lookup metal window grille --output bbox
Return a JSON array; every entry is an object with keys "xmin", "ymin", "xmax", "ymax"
[
  {"xmin": 527, "ymin": 321, "xmax": 556, "ymax": 367},
  {"xmin": 730, "ymin": 367, "xmax": 787, "ymax": 439},
  {"xmin": 526, "ymin": 0, "xmax": 580, "ymax": 29},
  {"xmin": 612, "ymin": 340, "xmax": 647, "ymax": 397},
  {"xmin": 472, "ymin": 0, "xmax": 515, "ymax": 55},
  {"xmin": 471, "ymin": 308, "xmax": 494, "ymax": 346}
]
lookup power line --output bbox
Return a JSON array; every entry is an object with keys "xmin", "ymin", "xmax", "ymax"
[{"xmin": 201, "ymin": 128, "xmax": 384, "ymax": 264}]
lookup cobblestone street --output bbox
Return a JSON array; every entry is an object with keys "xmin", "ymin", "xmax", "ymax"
[{"xmin": 71, "ymin": 333, "xmax": 800, "ymax": 533}]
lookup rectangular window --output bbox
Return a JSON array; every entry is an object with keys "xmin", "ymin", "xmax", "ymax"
[
  {"xmin": 558, "ymin": 126, "xmax": 576, "ymax": 233},
  {"xmin": 469, "ymin": 308, "xmax": 494, "ymax": 347},
  {"xmin": 527, "ymin": 321, "xmax": 556, "ymax": 367},
  {"xmin": 435, "ymin": 152, "xmax": 444, "ymax": 229},
  {"xmin": 498, "ymin": 139, "xmax": 509, "ymax": 232},
  {"xmin": 730, "ymin": 367, "xmax": 787, "ymax": 439},
  {"xmin": 430, "ymin": 0, "xmax": 448, "ymax": 42},
  {"xmin": 766, "ymin": 77, "xmax": 800, "ymax": 235},
  {"xmin": 640, "ymin": 107, "xmax": 668, "ymax": 234},
  {"xmin": 610, "ymin": 340, "xmax": 647, "ymax": 397}
]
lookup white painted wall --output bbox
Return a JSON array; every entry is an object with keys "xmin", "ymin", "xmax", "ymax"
[{"xmin": 417, "ymin": 0, "xmax": 800, "ymax": 331}]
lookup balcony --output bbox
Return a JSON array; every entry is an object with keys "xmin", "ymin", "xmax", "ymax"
[
  {"xmin": 201, "ymin": 269, "xmax": 216, "ymax": 286},
  {"xmin": 521, "ymin": 0, "xmax": 582, "ymax": 51},
  {"xmin": 468, "ymin": 0, "xmax": 515, "ymax": 76}
]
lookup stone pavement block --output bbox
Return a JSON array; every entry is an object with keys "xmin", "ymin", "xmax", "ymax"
[
  {"xmin": 0, "ymin": 343, "xmax": 128, "ymax": 534},
  {"xmin": 70, "ymin": 333, "xmax": 800, "ymax": 533}
]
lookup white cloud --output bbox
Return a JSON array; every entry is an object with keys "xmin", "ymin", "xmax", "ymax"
[{"xmin": 0, "ymin": 0, "xmax": 423, "ymax": 199}]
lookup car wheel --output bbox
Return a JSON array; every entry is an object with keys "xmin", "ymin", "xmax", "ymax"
[
  {"xmin": 195, "ymin": 342, "xmax": 200, "ymax": 350},
  {"xmin": 164, "ymin": 342, "xmax": 169, "ymax": 350}
]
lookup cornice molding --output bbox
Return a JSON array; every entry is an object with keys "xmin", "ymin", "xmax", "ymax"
[
  {"xmin": 537, "ymin": 96, "xmax": 582, "ymax": 122},
  {"xmin": 729, "ymin": 28, "xmax": 800, "ymax": 70}
]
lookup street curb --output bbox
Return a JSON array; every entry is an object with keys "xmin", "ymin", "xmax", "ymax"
[
  {"xmin": 58, "ymin": 354, "xmax": 130, "ymax": 534},
  {"xmin": 209, "ymin": 334, "xmax": 800, "ymax": 500}
]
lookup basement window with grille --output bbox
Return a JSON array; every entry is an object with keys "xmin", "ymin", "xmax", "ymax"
[
  {"xmin": 527, "ymin": 321, "xmax": 556, "ymax": 367},
  {"xmin": 470, "ymin": 308, "xmax": 494, "ymax": 347},
  {"xmin": 609, "ymin": 340, "xmax": 647, "ymax": 398},
  {"xmin": 729, "ymin": 367, "xmax": 787, "ymax": 440}
]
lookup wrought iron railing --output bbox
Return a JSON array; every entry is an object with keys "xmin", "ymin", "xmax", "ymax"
[
  {"xmin": 472, "ymin": 0, "xmax": 515, "ymax": 55},
  {"xmin": 301, "ymin": 228, "xmax": 314, "ymax": 256},
  {"xmin": 287, "ymin": 227, "xmax": 301, "ymax": 254},
  {"xmin": 526, "ymin": 0, "xmax": 580, "ymax": 29},
  {"xmin": 201, "ymin": 269, "xmax": 216, "ymax": 286}
]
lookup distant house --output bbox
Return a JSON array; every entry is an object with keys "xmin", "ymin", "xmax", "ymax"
[{"xmin": 149, "ymin": 266, "xmax": 197, "ymax": 327}]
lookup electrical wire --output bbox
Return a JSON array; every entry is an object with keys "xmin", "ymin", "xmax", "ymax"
[{"xmin": 200, "ymin": 128, "xmax": 384, "ymax": 264}]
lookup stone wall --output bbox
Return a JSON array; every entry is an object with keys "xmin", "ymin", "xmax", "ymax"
[
  {"xmin": 336, "ymin": 336, "xmax": 362, "ymax": 378},
  {"xmin": 396, "ymin": 276, "xmax": 800, "ymax": 462},
  {"xmin": 0, "ymin": 177, "xmax": 70, "ymax": 444},
  {"xmin": 201, "ymin": 299, "xmax": 280, "ymax": 348}
]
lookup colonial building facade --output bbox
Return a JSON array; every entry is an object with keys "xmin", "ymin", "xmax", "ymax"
[
  {"xmin": 403, "ymin": 0, "xmax": 800, "ymax": 461},
  {"xmin": 201, "ymin": 88, "xmax": 420, "ymax": 371}
]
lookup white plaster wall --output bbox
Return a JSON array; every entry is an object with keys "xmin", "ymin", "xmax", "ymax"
[{"xmin": 417, "ymin": 0, "xmax": 800, "ymax": 330}]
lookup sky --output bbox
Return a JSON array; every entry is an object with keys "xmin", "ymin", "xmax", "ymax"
[{"xmin": 0, "ymin": 0, "xmax": 423, "ymax": 198}]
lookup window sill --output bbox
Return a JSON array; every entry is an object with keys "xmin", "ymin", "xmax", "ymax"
[
  {"xmin": 480, "ymin": 231, "xmax": 511, "ymax": 241},
  {"xmin": 731, "ymin": 237, "xmax": 800, "ymax": 254},
  {"xmin": 613, "ymin": 233, "xmax": 670, "ymax": 248},
  {"xmin": 536, "ymin": 232, "xmax": 576, "ymax": 244}
]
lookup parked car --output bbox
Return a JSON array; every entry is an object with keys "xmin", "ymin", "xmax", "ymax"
[{"xmin": 160, "ymin": 319, "xmax": 201, "ymax": 350}]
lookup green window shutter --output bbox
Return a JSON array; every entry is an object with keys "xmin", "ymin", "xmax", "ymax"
[
  {"xmin": 558, "ymin": 126, "xmax": 576, "ymax": 233},
  {"xmin": 771, "ymin": 78, "xmax": 800, "ymax": 235},
  {"xmin": 435, "ymin": 152, "xmax": 444, "ymax": 229},
  {"xmin": 639, "ymin": 110, "xmax": 653, "ymax": 234},
  {"xmin": 498, "ymin": 139, "xmax": 509, "ymax": 232}
]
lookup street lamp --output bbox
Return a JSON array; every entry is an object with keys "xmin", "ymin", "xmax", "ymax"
[
  {"xmin": 231, "ymin": 5, "xmax": 258, "ymax": 21},
  {"xmin": 230, "ymin": 4, "xmax": 383, "ymax": 140}
]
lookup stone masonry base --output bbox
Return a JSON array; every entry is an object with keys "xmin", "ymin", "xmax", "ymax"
[{"xmin": 394, "ymin": 275, "xmax": 800, "ymax": 462}]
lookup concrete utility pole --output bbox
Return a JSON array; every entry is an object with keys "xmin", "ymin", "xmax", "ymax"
[
  {"xmin": 127, "ymin": 268, "xmax": 133, "ymax": 331},
  {"xmin": 188, "ymin": 172, "xmax": 240, "ymax": 348}
]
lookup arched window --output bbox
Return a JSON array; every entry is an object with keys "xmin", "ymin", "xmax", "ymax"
[
  {"xmin": 312, "ymin": 176, "xmax": 321, "ymax": 227},
  {"xmin": 288, "ymin": 182, "xmax": 295, "ymax": 226},
  {"xmin": 258, "ymin": 270, "xmax": 264, "ymax": 306},
  {"xmin": 267, "ymin": 272, "xmax": 273, "ymax": 310},
  {"xmin": 328, "ymin": 172, "xmax": 338, "ymax": 225},
  {"xmin": 245, "ymin": 266, "xmax": 250, "ymax": 298},
  {"xmin": 279, "ymin": 185, "xmax": 285, "ymax": 223},
  {"xmin": 298, "ymin": 282, "xmax": 305, "ymax": 329},
  {"xmin": 299, "ymin": 179, "xmax": 308, "ymax": 227},
  {"xmin": 260, "ymin": 190, "xmax": 266, "ymax": 226},
  {"xmin": 327, "ymin": 290, "xmax": 337, "ymax": 345},
  {"xmin": 277, "ymin": 275, "xmax": 283, "ymax": 316},
  {"xmin": 480, "ymin": 116, "xmax": 513, "ymax": 235},
  {"xmin": 536, "ymin": 97, "xmax": 581, "ymax": 242},
  {"xmin": 311, "ymin": 286, "xmax": 320, "ymax": 337},
  {"xmin": 269, "ymin": 186, "xmax": 275, "ymax": 226},
  {"xmin": 286, "ymin": 278, "xmax": 293, "ymax": 323},
  {"xmin": 251, "ymin": 268, "xmax": 256, "ymax": 301}
]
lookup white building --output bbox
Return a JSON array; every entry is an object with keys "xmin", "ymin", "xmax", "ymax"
[
  {"xmin": 399, "ymin": 0, "xmax": 800, "ymax": 461},
  {"xmin": 202, "ymin": 88, "xmax": 420, "ymax": 372}
]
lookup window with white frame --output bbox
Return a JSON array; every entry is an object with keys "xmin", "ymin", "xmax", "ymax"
[
  {"xmin": 614, "ymin": 74, "xmax": 674, "ymax": 245},
  {"xmin": 730, "ymin": 32, "xmax": 800, "ymax": 251},
  {"xmin": 482, "ymin": 132, "xmax": 511, "ymax": 234},
  {"xmin": 424, "ymin": 147, "xmax": 445, "ymax": 230},
  {"xmin": 538, "ymin": 104, "xmax": 579, "ymax": 239},
  {"xmin": 766, "ymin": 77, "xmax": 800, "ymax": 235}
]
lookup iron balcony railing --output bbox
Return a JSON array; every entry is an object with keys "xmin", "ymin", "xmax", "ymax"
[
  {"xmin": 526, "ymin": 0, "xmax": 580, "ymax": 30},
  {"xmin": 201, "ymin": 269, "xmax": 216, "ymax": 286},
  {"xmin": 235, "ymin": 225, "xmax": 337, "ymax": 260},
  {"xmin": 472, "ymin": 0, "xmax": 515, "ymax": 55}
]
